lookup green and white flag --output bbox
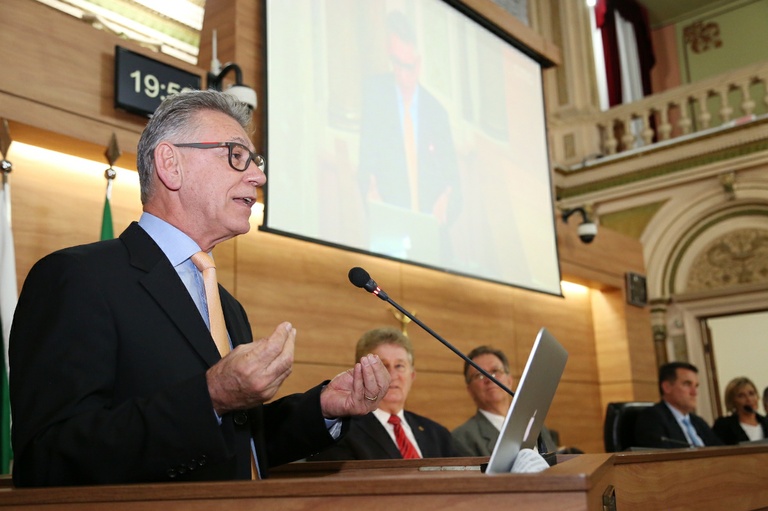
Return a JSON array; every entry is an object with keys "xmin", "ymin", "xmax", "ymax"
[
  {"xmin": 100, "ymin": 179, "xmax": 114, "ymax": 241},
  {"xmin": 101, "ymin": 136, "xmax": 119, "ymax": 241},
  {"xmin": 0, "ymin": 171, "xmax": 17, "ymax": 474}
]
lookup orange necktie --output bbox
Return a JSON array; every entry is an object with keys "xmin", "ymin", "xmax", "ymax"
[
  {"xmin": 190, "ymin": 252, "xmax": 230, "ymax": 357},
  {"xmin": 191, "ymin": 252, "xmax": 259, "ymax": 479},
  {"xmin": 388, "ymin": 414, "xmax": 421, "ymax": 459}
]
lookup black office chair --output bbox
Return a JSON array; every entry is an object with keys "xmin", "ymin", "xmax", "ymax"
[{"xmin": 603, "ymin": 401, "xmax": 655, "ymax": 452}]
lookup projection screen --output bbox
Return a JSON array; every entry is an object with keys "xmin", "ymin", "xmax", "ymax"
[{"xmin": 262, "ymin": 0, "xmax": 562, "ymax": 296}]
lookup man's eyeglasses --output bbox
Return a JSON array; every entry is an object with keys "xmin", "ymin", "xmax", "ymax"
[
  {"xmin": 173, "ymin": 142, "xmax": 265, "ymax": 172},
  {"xmin": 467, "ymin": 368, "xmax": 508, "ymax": 384}
]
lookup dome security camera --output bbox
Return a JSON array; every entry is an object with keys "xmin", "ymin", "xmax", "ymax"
[
  {"xmin": 223, "ymin": 84, "xmax": 257, "ymax": 111},
  {"xmin": 561, "ymin": 206, "xmax": 598, "ymax": 244},
  {"xmin": 207, "ymin": 61, "xmax": 257, "ymax": 111},
  {"xmin": 577, "ymin": 221, "xmax": 598, "ymax": 244}
]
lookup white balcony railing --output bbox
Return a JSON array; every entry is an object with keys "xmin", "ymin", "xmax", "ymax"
[{"xmin": 551, "ymin": 60, "xmax": 768, "ymax": 168}]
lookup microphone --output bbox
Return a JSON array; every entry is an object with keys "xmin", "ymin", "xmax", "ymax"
[
  {"xmin": 347, "ymin": 267, "xmax": 514, "ymax": 397},
  {"xmin": 660, "ymin": 436, "xmax": 692, "ymax": 447},
  {"xmin": 349, "ymin": 266, "xmax": 389, "ymax": 300}
]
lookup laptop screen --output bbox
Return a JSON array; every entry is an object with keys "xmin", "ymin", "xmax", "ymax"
[{"xmin": 485, "ymin": 328, "xmax": 568, "ymax": 474}]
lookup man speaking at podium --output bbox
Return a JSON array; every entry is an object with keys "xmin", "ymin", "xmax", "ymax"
[{"xmin": 9, "ymin": 90, "xmax": 389, "ymax": 487}]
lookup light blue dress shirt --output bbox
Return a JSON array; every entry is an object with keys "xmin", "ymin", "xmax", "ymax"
[
  {"xmin": 138, "ymin": 212, "xmax": 209, "ymax": 326},
  {"xmin": 137, "ymin": 213, "xmax": 340, "ymax": 462},
  {"xmin": 664, "ymin": 401, "xmax": 704, "ymax": 446}
]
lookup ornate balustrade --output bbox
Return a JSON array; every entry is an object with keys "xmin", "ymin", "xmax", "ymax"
[{"xmin": 550, "ymin": 60, "xmax": 768, "ymax": 171}]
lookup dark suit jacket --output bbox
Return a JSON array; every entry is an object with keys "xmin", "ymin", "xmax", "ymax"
[
  {"xmin": 452, "ymin": 411, "xmax": 499, "ymax": 457},
  {"xmin": 451, "ymin": 411, "xmax": 558, "ymax": 457},
  {"xmin": 358, "ymin": 74, "xmax": 461, "ymax": 222},
  {"xmin": 308, "ymin": 410, "xmax": 457, "ymax": 460},
  {"xmin": 713, "ymin": 413, "xmax": 768, "ymax": 445},
  {"xmin": 634, "ymin": 401, "xmax": 723, "ymax": 448},
  {"xmin": 9, "ymin": 222, "xmax": 339, "ymax": 487}
]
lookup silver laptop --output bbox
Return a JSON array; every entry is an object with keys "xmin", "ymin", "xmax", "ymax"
[{"xmin": 485, "ymin": 327, "xmax": 568, "ymax": 474}]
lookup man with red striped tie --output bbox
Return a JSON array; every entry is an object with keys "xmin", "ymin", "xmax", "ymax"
[{"xmin": 309, "ymin": 327, "xmax": 458, "ymax": 460}]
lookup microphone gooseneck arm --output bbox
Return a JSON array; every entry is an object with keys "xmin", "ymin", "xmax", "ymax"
[{"xmin": 348, "ymin": 267, "xmax": 514, "ymax": 397}]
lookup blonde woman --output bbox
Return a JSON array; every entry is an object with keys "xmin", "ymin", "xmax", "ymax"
[{"xmin": 713, "ymin": 377, "xmax": 768, "ymax": 445}]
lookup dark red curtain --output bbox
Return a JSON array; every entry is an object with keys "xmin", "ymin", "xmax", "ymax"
[{"xmin": 595, "ymin": 0, "xmax": 656, "ymax": 107}]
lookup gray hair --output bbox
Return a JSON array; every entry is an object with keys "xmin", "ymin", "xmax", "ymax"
[
  {"xmin": 464, "ymin": 345, "xmax": 510, "ymax": 383},
  {"xmin": 136, "ymin": 89, "xmax": 253, "ymax": 204},
  {"xmin": 355, "ymin": 327, "xmax": 414, "ymax": 366}
]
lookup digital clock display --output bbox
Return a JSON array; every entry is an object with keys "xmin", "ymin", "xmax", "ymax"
[{"xmin": 114, "ymin": 46, "xmax": 202, "ymax": 117}]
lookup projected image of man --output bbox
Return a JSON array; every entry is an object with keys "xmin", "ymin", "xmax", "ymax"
[{"xmin": 358, "ymin": 10, "xmax": 461, "ymax": 262}]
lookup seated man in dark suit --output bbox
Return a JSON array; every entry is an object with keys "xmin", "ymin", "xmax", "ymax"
[
  {"xmin": 309, "ymin": 327, "xmax": 457, "ymax": 460},
  {"xmin": 634, "ymin": 362, "xmax": 722, "ymax": 448}
]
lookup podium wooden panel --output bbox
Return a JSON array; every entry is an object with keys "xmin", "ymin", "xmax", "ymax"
[
  {"xmin": 0, "ymin": 455, "xmax": 613, "ymax": 511},
  {"xmin": 3, "ymin": 446, "xmax": 768, "ymax": 510},
  {"xmin": 613, "ymin": 444, "xmax": 768, "ymax": 511}
]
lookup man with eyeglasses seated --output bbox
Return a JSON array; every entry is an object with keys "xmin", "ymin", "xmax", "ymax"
[
  {"xmin": 309, "ymin": 327, "xmax": 458, "ymax": 460},
  {"xmin": 452, "ymin": 345, "xmax": 558, "ymax": 457},
  {"xmin": 9, "ymin": 89, "xmax": 390, "ymax": 487}
]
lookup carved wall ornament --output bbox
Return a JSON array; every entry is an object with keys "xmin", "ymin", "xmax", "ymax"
[
  {"xmin": 683, "ymin": 21, "xmax": 723, "ymax": 54},
  {"xmin": 686, "ymin": 228, "xmax": 768, "ymax": 292},
  {"xmin": 720, "ymin": 171, "xmax": 736, "ymax": 201},
  {"xmin": 390, "ymin": 306, "xmax": 414, "ymax": 336}
]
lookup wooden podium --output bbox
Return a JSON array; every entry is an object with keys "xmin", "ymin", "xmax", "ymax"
[
  {"xmin": 1, "ymin": 445, "xmax": 767, "ymax": 510},
  {"xmin": 613, "ymin": 443, "xmax": 768, "ymax": 511},
  {"xmin": 0, "ymin": 455, "xmax": 614, "ymax": 511}
]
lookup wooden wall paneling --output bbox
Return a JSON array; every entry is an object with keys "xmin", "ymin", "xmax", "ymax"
[
  {"xmin": 213, "ymin": 238, "xmax": 237, "ymax": 291},
  {"xmin": 593, "ymin": 288, "xmax": 634, "ymax": 422},
  {"xmin": 557, "ymin": 219, "xmax": 646, "ymax": 287},
  {"xmin": 631, "ymin": 381, "xmax": 659, "ymax": 402},
  {"xmin": 0, "ymin": 0, "xmax": 136, "ymax": 129},
  {"xmin": 198, "ymin": 0, "xmax": 238, "ymax": 85},
  {"xmin": 593, "ymin": 290, "xmax": 632, "ymax": 382},
  {"xmin": 592, "ymin": 286, "xmax": 657, "ymax": 418},
  {"xmin": 199, "ymin": 0, "xmax": 262, "ymax": 86},
  {"xmin": 8, "ymin": 140, "xmax": 143, "ymax": 289},
  {"xmin": 599, "ymin": 381, "xmax": 658, "ymax": 408},
  {"xmin": 12, "ymin": 163, "xmax": 100, "ymax": 269},
  {"xmin": 233, "ymin": 0, "xmax": 262, "ymax": 89},
  {"xmin": 625, "ymin": 304, "xmax": 658, "ymax": 392},
  {"xmin": 234, "ymin": 228, "xmax": 404, "ymax": 366},
  {"xmin": 199, "ymin": 0, "xmax": 264, "ymax": 147},
  {"xmin": 512, "ymin": 286, "xmax": 597, "ymax": 383},
  {"xmin": 511, "ymin": 284, "xmax": 603, "ymax": 452},
  {"xmin": 2, "ymin": 108, "xmax": 140, "ymax": 173},
  {"xmin": 399, "ymin": 264, "xmax": 521, "ymax": 374},
  {"xmin": 403, "ymin": 370, "xmax": 476, "ymax": 431},
  {"xmin": 0, "ymin": 0, "xmax": 204, "ymax": 155},
  {"xmin": 548, "ymin": 380, "xmax": 604, "ymax": 453}
]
